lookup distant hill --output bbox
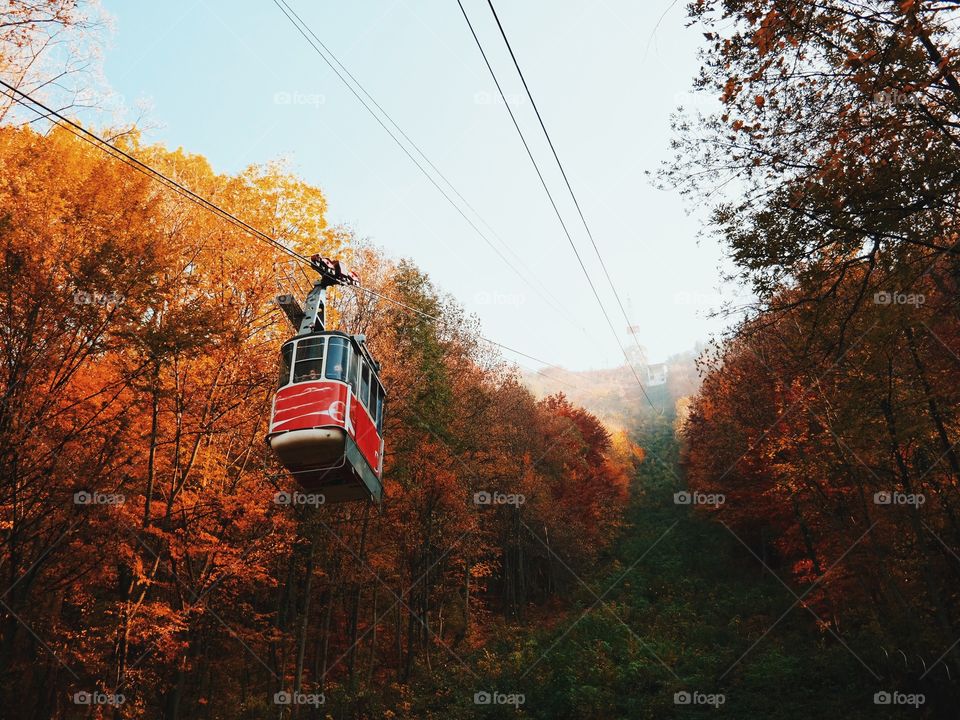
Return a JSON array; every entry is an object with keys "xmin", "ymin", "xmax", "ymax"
[{"xmin": 523, "ymin": 343, "xmax": 705, "ymax": 428}]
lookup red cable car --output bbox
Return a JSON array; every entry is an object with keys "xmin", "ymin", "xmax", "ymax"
[{"xmin": 266, "ymin": 256, "xmax": 385, "ymax": 504}]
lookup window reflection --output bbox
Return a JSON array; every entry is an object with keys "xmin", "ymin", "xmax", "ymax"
[
  {"xmin": 278, "ymin": 343, "xmax": 293, "ymax": 388},
  {"xmin": 360, "ymin": 363, "xmax": 371, "ymax": 407},
  {"xmin": 293, "ymin": 337, "xmax": 325, "ymax": 383},
  {"xmin": 326, "ymin": 336, "xmax": 350, "ymax": 382}
]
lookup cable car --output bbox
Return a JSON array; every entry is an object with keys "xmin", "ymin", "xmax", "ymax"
[{"xmin": 266, "ymin": 256, "xmax": 385, "ymax": 504}]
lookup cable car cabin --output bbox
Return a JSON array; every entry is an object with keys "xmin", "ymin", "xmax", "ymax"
[{"xmin": 267, "ymin": 331, "xmax": 385, "ymax": 504}]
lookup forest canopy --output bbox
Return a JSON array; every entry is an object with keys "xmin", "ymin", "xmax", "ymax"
[{"xmin": 0, "ymin": 123, "xmax": 636, "ymax": 718}]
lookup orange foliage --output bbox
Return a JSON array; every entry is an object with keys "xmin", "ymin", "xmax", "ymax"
[{"xmin": 0, "ymin": 125, "xmax": 633, "ymax": 716}]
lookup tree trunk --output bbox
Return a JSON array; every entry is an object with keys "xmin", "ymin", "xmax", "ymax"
[{"xmin": 292, "ymin": 533, "xmax": 316, "ymax": 718}]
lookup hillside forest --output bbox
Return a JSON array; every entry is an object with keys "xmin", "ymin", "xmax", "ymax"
[{"xmin": 3, "ymin": 0, "xmax": 960, "ymax": 718}]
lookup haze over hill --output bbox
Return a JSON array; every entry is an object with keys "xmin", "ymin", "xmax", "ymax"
[{"xmin": 524, "ymin": 343, "xmax": 705, "ymax": 426}]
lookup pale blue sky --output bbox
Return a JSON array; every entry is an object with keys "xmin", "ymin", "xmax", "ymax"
[{"xmin": 96, "ymin": 0, "xmax": 744, "ymax": 371}]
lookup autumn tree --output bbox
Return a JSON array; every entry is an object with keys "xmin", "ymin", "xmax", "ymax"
[{"xmin": 0, "ymin": 0, "xmax": 110, "ymax": 123}]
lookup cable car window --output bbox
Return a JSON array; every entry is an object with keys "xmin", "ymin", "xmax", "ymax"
[
  {"xmin": 360, "ymin": 363, "xmax": 371, "ymax": 409},
  {"xmin": 368, "ymin": 381, "xmax": 378, "ymax": 426},
  {"xmin": 293, "ymin": 337, "xmax": 325, "ymax": 383},
  {"xmin": 325, "ymin": 336, "xmax": 350, "ymax": 382},
  {"xmin": 347, "ymin": 345, "xmax": 359, "ymax": 393},
  {"xmin": 372, "ymin": 383, "xmax": 384, "ymax": 430},
  {"xmin": 278, "ymin": 343, "xmax": 293, "ymax": 388},
  {"xmin": 378, "ymin": 387, "xmax": 386, "ymax": 430}
]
